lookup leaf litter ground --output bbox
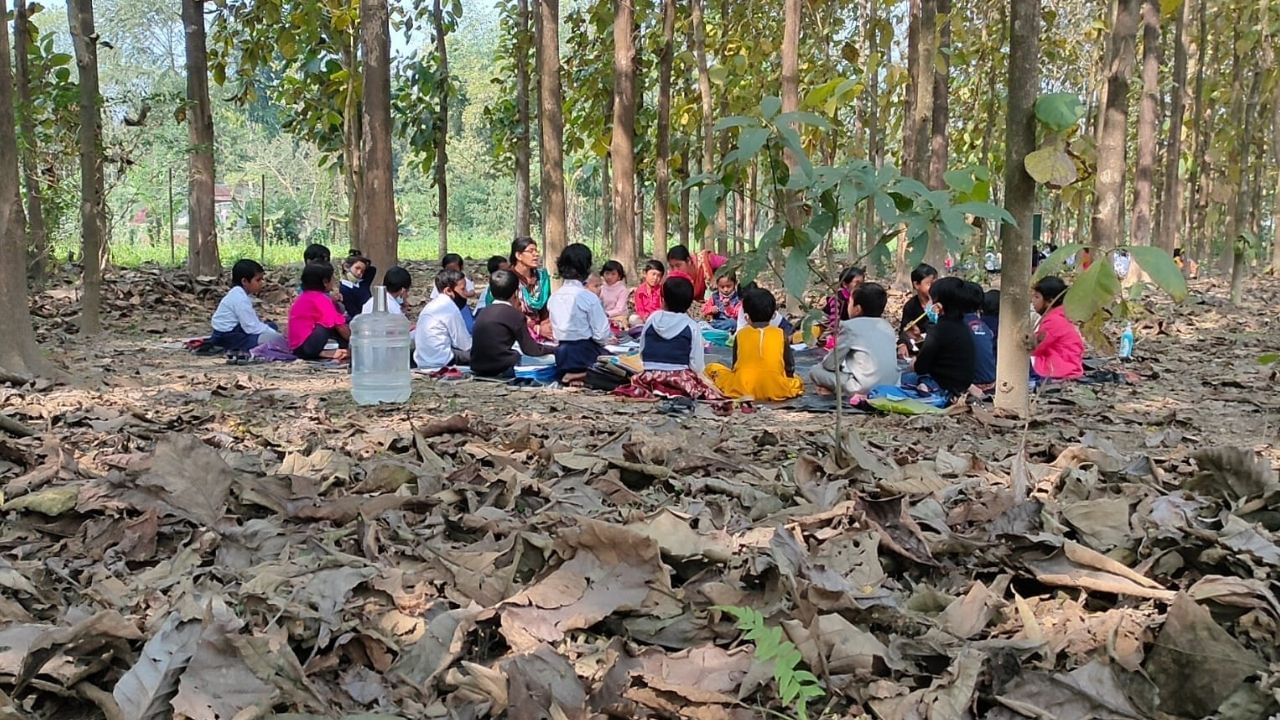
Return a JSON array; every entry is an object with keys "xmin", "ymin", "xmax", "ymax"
[{"xmin": 2, "ymin": 264, "xmax": 1279, "ymax": 719}]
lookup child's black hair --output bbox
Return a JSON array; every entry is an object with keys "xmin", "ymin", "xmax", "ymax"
[
  {"xmin": 717, "ymin": 269, "xmax": 738, "ymax": 284},
  {"xmin": 928, "ymin": 276, "xmax": 967, "ymax": 320},
  {"xmin": 661, "ymin": 276, "xmax": 695, "ymax": 313},
  {"xmin": 741, "ymin": 287, "xmax": 776, "ymax": 323},
  {"xmin": 510, "ymin": 236, "xmax": 537, "ymax": 265},
  {"xmin": 344, "ymin": 254, "xmax": 370, "ymax": 269},
  {"xmin": 852, "ymin": 282, "xmax": 888, "ymax": 318},
  {"xmin": 435, "ymin": 268, "xmax": 465, "ymax": 293},
  {"xmin": 644, "ymin": 259, "xmax": 665, "ymax": 275},
  {"xmin": 487, "ymin": 255, "xmax": 508, "ymax": 274},
  {"xmin": 666, "ymin": 245, "xmax": 691, "ymax": 263},
  {"xmin": 231, "ymin": 259, "xmax": 264, "ymax": 287},
  {"xmin": 840, "ymin": 266, "xmax": 866, "ymax": 286},
  {"xmin": 300, "ymin": 262, "xmax": 333, "ymax": 291},
  {"xmin": 911, "ymin": 263, "xmax": 938, "ymax": 285},
  {"xmin": 488, "ymin": 269, "xmax": 519, "ymax": 301},
  {"xmin": 960, "ymin": 281, "xmax": 985, "ymax": 314},
  {"xmin": 441, "ymin": 253, "xmax": 464, "ymax": 269},
  {"xmin": 304, "ymin": 243, "xmax": 331, "ymax": 265},
  {"xmin": 384, "ymin": 266, "xmax": 412, "ymax": 294},
  {"xmin": 982, "ymin": 289, "xmax": 1001, "ymax": 317},
  {"xmin": 556, "ymin": 243, "xmax": 593, "ymax": 281},
  {"xmin": 1033, "ymin": 276, "xmax": 1069, "ymax": 308},
  {"xmin": 601, "ymin": 259, "xmax": 627, "ymax": 281}
]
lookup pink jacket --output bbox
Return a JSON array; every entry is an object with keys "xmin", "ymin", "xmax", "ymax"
[
  {"xmin": 1031, "ymin": 306, "xmax": 1085, "ymax": 379},
  {"xmin": 634, "ymin": 283, "xmax": 663, "ymax": 320}
]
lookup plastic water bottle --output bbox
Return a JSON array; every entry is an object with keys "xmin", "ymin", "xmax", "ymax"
[
  {"xmin": 1118, "ymin": 323, "xmax": 1135, "ymax": 360},
  {"xmin": 350, "ymin": 287, "xmax": 412, "ymax": 404}
]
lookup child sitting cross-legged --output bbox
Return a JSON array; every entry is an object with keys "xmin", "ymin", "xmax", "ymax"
[
  {"xmin": 1030, "ymin": 276, "xmax": 1084, "ymax": 381},
  {"xmin": 288, "ymin": 262, "xmax": 350, "ymax": 361},
  {"xmin": 548, "ymin": 243, "xmax": 613, "ymax": 383},
  {"xmin": 414, "ymin": 269, "xmax": 473, "ymax": 369},
  {"xmin": 599, "ymin": 260, "xmax": 632, "ymax": 331},
  {"xmin": 706, "ymin": 286, "xmax": 803, "ymax": 401},
  {"xmin": 963, "ymin": 281, "xmax": 997, "ymax": 391},
  {"xmin": 900, "ymin": 276, "xmax": 974, "ymax": 402},
  {"xmin": 630, "ymin": 259, "xmax": 665, "ymax": 326},
  {"xmin": 209, "ymin": 259, "xmax": 283, "ymax": 363},
  {"xmin": 701, "ymin": 271, "xmax": 742, "ymax": 332},
  {"xmin": 471, "ymin": 269, "xmax": 555, "ymax": 378},
  {"xmin": 615, "ymin": 277, "xmax": 727, "ymax": 403},
  {"xmin": 808, "ymin": 282, "xmax": 899, "ymax": 397}
]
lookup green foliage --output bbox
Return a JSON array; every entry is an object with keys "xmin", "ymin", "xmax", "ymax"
[
  {"xmin": 1024, "ymin": 142, "xmax": 1079, "ymax": 188},
  {"xmin": 1034, "ymin": 93, "xmax": 1087, "ymax": 133},
  {"xmin": 1126, "ymin": 246, "xmax": 1188, "ymax": 302},
  {"xmin": 1259, "ymin": 353, "xmax": 1279, "ymax": 366},
  {"xmin": 715, "ymin": 606, "xmax": 824, "ymax": 720}
]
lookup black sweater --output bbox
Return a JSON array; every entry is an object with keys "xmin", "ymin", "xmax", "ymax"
[
  {"xmin": 913, "ymin": 315, "xmax": 975, "ymax": 395},
  {"xmin": 471, "ymin": 302, "xmax": 553, "ymax": 376},
  {"xmin": 898, "ymin": 295, "xmax": 935, "ymax": 353}
]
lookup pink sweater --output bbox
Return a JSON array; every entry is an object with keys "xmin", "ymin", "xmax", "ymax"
[
  {"xmin": 634, "ymin": 283, "xmax": 663, "ymax": 320},
  {"xmin": 1031, "ymin": 306, "xmax": 1085, "ymax": 379},
  {"xmin": 601, "ymin": 280, "xmax": 630, "ymax": 318}
]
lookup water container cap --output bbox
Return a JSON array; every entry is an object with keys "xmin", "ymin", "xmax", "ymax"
[{"xmin": 372, "ymin": 286, "xmax": 388, "ymax": 313}]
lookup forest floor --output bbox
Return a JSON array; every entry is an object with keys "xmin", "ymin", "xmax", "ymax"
[{"xmin": 1, "ymin": 263, "xmax": 1278, "ymax": 720}]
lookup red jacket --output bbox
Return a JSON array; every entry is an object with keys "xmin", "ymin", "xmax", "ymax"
[
  {"xmin": 1031, "ymin": 306, "xmax": 1085, "ymax": 379},
  {"xmin": 634, "ymin": 282, "xmax": 663, "ymax": 321}
]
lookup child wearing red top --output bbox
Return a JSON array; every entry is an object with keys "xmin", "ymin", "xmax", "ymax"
[
  {"xmin": 288, "ymin": 263, "xmax": 351, "ymax": 361},
  {"xmin": 630, "ymin": 259, "xmax": 665, "ymax": 326},
  {"xmin": 1030, "ymin": 276, "xmax": 1084, "ymax": 380}
]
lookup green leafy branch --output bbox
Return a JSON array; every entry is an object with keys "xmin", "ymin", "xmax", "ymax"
[{"xmin": 716, "ymin": 605, "xmax": 825, "ymax": 720}]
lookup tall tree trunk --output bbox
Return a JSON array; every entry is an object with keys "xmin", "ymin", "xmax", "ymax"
[
  {"xmin": 13, "ymin": 0, "xmax": 48, "ymax": 283},
  {"xmin": 601, "ymin": 155, "xmax": 612, "ymax": 245},
  {"xmin": 1157, "ymin": 0, "xmax": 1188, "ymax": 254},
  {"xmin": 360, "ymin": 0, "xmax": 397, "ymax": 273},
  {"xmin": 1229, "ymin": 69, "xmax": 1261, "ymax": 304},
  {"xmin": 861, "ymin": 0, "xmax": 880, "ymax": 258},
  {"xmin": 1090, "ymin": 0, "xmax": 1140, "ymax": 253},
  {"xmin": 1187, "ymin": 0, "xmax": 1208, "ymax": 263},
  {"xmin": 902, "ymin": 0, "xmax": 920, "ymax": 178},
  {"xmin": 679, "ymin": 146, "xmax": 691, "ymax": 246},
  {"xmin": 1132, "ymin": 0, "xmax": 1160, "ymax": 248},
  {"xmin": 341, "ymin": 38, "xmax": 362, "ymax": 251},
  {"xmin": 514, "ymin": 0, "xmax": 532, "ymax": 238},
  {"xmin": 610, "ymin": 0, "xmax": 636, "ymax": 267},
  {"xmin": 716, "ymin": 99, "xmax": 730, "ymax": 255},
  {"xmin": 911, "ymin": 0, "xmax": 936, "ymax": 183},
  {"xmin": 68, "ymin": 0, "xmax": 104, "ymax": 335},
  {"xmin": 538, "ymin": 0, "xmax": 567, "ymax": 263},
  {"xmin": 691, "ymin": 0, "xmax": 715, "ymax": 251},
  {"xmin": 747, "ymin": 161, "xmax": 757, "ymax": 248},
  {"xmin": 994, "ymin": 0, "xmax": 1039, "ymax": 417},
  {"xmin": 182, "ymin": 0, "xmax": 220, "ymax": 276},
  {"xmin": 925, "ymin": 0, "xmax": 949, "ymax": 269},
  {"xmin": 1272, "ymin": 61, "xmax": 1280, "ymax": 273},
  {"xmin": 433, "ymin": 0, "xmax": 449, "ymax": 258},
  {"xmin": 652, "ymin": 0, "xmax": 675, "ymax": 260},
  {"xmin": 0, "ymin": 0, "xmax": 48, "ymax": 376}
]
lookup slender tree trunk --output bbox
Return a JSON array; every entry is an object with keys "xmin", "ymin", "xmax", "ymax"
[
  {"xmin": 925, "ymin": 0, "xmax": 949, "ymax": 269},
  {"xmin": 610, "ymin": 0, "xmax": 636, "ymax": 267},
  {"xmin": 1187, "ymin": 0, "xmax": 1208, "ymax": 263},
  {"xmin": 68, "ymin": 0, "xmax": 104, "ymax": 335},
  {"xmin": 912, "ymin": 0, "xmax": 936, "ymax": 183},
  {"xmin": 514, "ymin": 0, "xmax": 532, "ymax": 238},
  {"xmin": 1272, "ymin": 63, "xmax": 1280, "ymax": 274},
  {"xmin": 679, "ymin": 147, "xmax": 691, "ymax": 246},
  {"xmin": 13, "ymin": 0, "xmax": 48, "ymax": 283},
  {"xmin": 1090, "ymin": 0, "xmax": 1140, "ymax": 253},
  {"xmin": 1229, "ymin": 69, "xmax": 1261, "ymax": 304},
  {"xmin": 902, "ymin": 0, "xmax": 920, "ymax": 177},
  {"xmin": 691, "ymin": 0, "xmax": 715, "ymax": 251},
  {"xmin": 601, "ymin": 155, "xmax": 611, "ymax": 244},
  {"xmin": 1132, "ymin": 0, "xmax": 1160, "ymax": 248},
  {"xmin": 862, "ymin": 0, "xmax": 880, "ymax": 258},
  {"xmin": 0, "ymin": 0, "xmax": 48, "ymax": 376},
  {"xmin": 747, "ymin": 161, "xmax": 757, "ymax": 249},
  {"xmin": 360, "ymin": 0, "xmax": 397, "ymax": 273},
  {"xmin": 716, "ymin": 99, "xmax": 730, "ymax": 255},
  {"xmin": 995, "ymin": 0, "xmax": 1039, "ymax": 417},
  {"xmin": 182, "ymin": 0, "xmax": 220, "ymax": 276},
  {"xmin": 341, "ymin": 38, "xmax": 362, "ymax": 251},
  {"xmin": 433, "ymin": 0, "xmax": 449, "ymax": 257},
  {"xmin": 538, "ymin": 0, "xmax": 567, "ymax": 262},
  {"xmin": 653, "ymin": 0, "xmax": 675, "ymax": 259},
  {"xmin": 1157, "ymin": 0, "xmax": 1188, "ymax": 254}
]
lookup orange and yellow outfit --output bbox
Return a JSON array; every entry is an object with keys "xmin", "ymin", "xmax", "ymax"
[{"xmin": 706, "ymin": 324, "xmax": 804, "ymax": 401}]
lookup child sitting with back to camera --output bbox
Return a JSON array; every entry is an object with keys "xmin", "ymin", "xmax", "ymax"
[
  {"xmin": 548, "ymin": 243, "xmax": 613, "ymax": 383},
  {"xmin": 414, "ymin": 269, "xmax": 473, "ymax": 369},
  {"xmin": 963, "ymin": 281, "xmax": 997, "ymax": 390},
  {"xmin": 1030, "ymin": 276, "xmax": 1085, "ymax": 380},
  {"xmin": 209, "ymin": 259, "xmax": 283, "ymax": 363},
  {"xmin": 616, "ymin": 277, "xmax": 726, "ymax": 403},
  {"xmin": 630, "ymin": 259, "xmax": 665, "ymax": 326},
  {"xmin": 340, "ymin": 252, "xmax": 377, "ymax": 319},
  {"xmin": 599, "ymin": 260, "xmax": 631, "ymax": 331},
  {"xmin": 702, "ymin": 271, "xmax": 742, "ymax": 332},
  {"xmin": 288, "ymin": 262, "xmax": 350, "ymax": 361},
  {"xmin": 901, "ymin": 276, "xmax": 974, "ymax": 401},
  {"xmin": 808, "ymin": 282, "xmax": 899, "ymax": 397},
  {"xmin": 471, "ymin": 269, "xmax": 555, "ymax": 378},
  {"xmin": 735, "ymin": 282, "xmax": 795, "ymax": 337},
  {"xmin": 706, "ymin": 287, "xmax": 803, "ymax": 401}
]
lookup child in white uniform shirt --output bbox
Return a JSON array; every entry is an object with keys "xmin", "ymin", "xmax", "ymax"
[
  {"xmin": 547, "ymin": 243, "xmax": 612, "ymax": 383},
  {"xmin": 361, "ymin": 266, "xmax": 413, "ymax": 321},
  {"xmin": 413, "ymin": 269, "xmax": 473, "ymax": 369},
  {"xmin": 209, "ymin": 259, "xmax": 282, "ymax": 362}
]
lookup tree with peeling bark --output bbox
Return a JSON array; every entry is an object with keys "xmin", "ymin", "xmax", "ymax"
[
  {"xmin": 360, "ymin": 0, "xmax": 397, "ymax": 274},
  {"xmin": 610, "ymin": 0, "xmax": 636, "ymax": 268},
  {"xmin": 1091, "ymin": 0, "xmax": 1140, "ymax": 253},
  {"xmin": 0, "ymin": 0, "xmax": 49, "ymax": 377},
  {"xmin": 994, "ymin": 0, "xmax": 1039, "ymax": 416},
  {"xmin": 68, "ymin": 0, "xmax": 105, "ymax": 335},
  {"xmin": 182, "ymin": 0, "xmax": 220, "ymax": 277}
]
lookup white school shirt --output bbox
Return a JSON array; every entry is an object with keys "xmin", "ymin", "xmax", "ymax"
[
  {"xmin": 413, "ymin": 294, "xmax": 473, "ymax": 368},
  {"xmin": 360, "ymin": 294, "xmax": 403, "ymax": 316},
  {"xmin": 211, "ymin": 286, "xmax": 271, "ymax": 335},
  {"xmin": 548, "ymin": 279, "xmax": 612, "ymax": 344},
  {"xmin": 736, "ymin": 311, "xmax": 785, "ymax": 332}
]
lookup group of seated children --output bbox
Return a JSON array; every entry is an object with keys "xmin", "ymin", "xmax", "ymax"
[{"xmin": 207, "ymin": 242, "xmax": 1087, "ymax": 406}]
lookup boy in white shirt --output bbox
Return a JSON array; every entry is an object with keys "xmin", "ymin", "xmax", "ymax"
[
  {"xmin": 210, "ymin": 259, "xmax": 283, "ymax": 363},
  {"xmin": 361, "ymin": 266, "xmax": 413, "ymax": 319},
  {"xmin": 413, "ymin": 269, "xmax": 473, "ymax": 369}
]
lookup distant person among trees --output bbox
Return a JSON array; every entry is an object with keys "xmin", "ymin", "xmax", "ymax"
[
  {"xmin": 288, "ymin": 262, "xmax": 350, "ymax": 362},
  {"xmin": 897, "ymin": 263, "xmax": 938, "ymax": 358},
  {"xmin": 963, "ymin": 281, "xmax": 996, "ymax": 390},
  {"xmin": 209, "ymin": 259, "xmax": 283, "ymax": 363},
  {"xmin": 1030, "ymin": 276, "xmax": 1085, "ymax": 381},
  {"xmin": 510, "ymin": 237, "xmax": 553, "ymax": 339}
]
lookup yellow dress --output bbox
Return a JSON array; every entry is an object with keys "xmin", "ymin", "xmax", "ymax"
[{"xmin": 706, "ymin": 325, "xmax": 804, "ymax": 401}]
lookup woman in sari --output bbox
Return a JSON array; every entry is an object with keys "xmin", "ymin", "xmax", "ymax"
[{"xmin": 510, "ymin": 237, "xmax": 553, "ymax": 339}]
